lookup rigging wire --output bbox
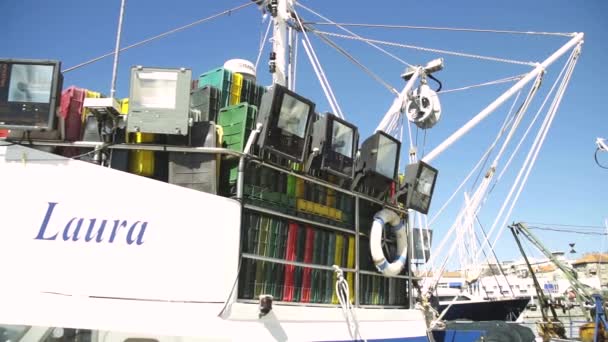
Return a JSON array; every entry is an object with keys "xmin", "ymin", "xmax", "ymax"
[
  {"xmin": 309, "ymin": 28, "xmax": 399, "ymax": 96},
  {"xmin": 303, "ymin": 22, "xmax": 575, "ymax": 37},
  {"xmin": 484, "ymin": 44, "xmax": 582, "ymax": 259},
  {"xmin": 489, "ymin": 49, "xmax": 576, "ymax": 192},
  {"xmin": 525, "ymin": 222, "xmax": 607, "ymax": 230},
  {"xmin": 254, "ymin": 17, "xmax": 273, "ymax": 71},
  {"xmin": 428, "ymin": 90, "xmax": 522, "ymax": 227},
  {"xmin": 293, "ymin": 7, "xmax": 344, "ymax": 118},
  {"xmin": 439, "ymin": 74, "xmax": 525, "ymax": 94},
  {"xmin": 314, "ymin": 30, "xmax": 537, "ymax": 67},
  {"xmin": 62, "ymin": 2, "xmax": 255, "ymax": 73},
  {"xmin": 296, "ymin": 3, "xmax": 414, "ymax": 68},
  {"xmin": 527, "ymin": 226, "xmax": 608, "ymax": 235}
]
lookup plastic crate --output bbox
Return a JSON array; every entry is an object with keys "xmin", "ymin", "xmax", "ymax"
[
  {"xmin": 190, "ymin": 85, "xmax": 220, "ymax": 122},
  {"xmin": 229, "ymin": 72, "xmax": 243, "ymax": 106},
  {"xmin": 199, "ymin": 67, "xmax": 232, "ymax": 108},
  {"xmin": 218, "ymin": 103, "xmax": 258, "ymax": 152}
]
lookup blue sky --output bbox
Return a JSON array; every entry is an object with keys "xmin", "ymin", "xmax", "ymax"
[{"xmin": 3, "ymin": 0, "xmax": 607, "ymax": 264}]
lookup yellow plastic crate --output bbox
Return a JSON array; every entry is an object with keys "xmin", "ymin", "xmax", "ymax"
[{"xmin": 229, "ymin": 72, "xmax": 243, "ymax": 105}]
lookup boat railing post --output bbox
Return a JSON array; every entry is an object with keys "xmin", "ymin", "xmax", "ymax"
[{"xmin": 237, "ymin": 123, "xmax": 263, "ymax": 200}]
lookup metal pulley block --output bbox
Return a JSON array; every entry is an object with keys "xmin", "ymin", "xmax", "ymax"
[{"xmin": 404, "ymin": 83, "xmax": 441, "ymax": 129}]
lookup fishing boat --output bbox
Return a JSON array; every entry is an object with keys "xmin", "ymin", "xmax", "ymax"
[{"xmin": 0, "ymin": 0, "xmax": 590, "ymax": 341}]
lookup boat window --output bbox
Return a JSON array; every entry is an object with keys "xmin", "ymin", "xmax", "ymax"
[
  {"xmin": 42, "ymin": 328, "xmax": 92, "ymax": 342},
  {"xmin": 0, "ymin": 325, "xmax": 29, "ymax": 342}
]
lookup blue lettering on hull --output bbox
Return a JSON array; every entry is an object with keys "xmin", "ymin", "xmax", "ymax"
[{"xmin": 34, "ymin": 202, "xmax": 147, "ymax": 245}]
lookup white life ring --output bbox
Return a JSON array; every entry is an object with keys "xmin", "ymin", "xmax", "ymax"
[{"xmin": 370, "ymin": 209, "xmax": 408, "ymax": 276}]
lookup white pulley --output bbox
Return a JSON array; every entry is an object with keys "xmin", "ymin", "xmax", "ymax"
[{"xmin": 405, "ymin": 83, "xmax": 441, "ymax": 129}]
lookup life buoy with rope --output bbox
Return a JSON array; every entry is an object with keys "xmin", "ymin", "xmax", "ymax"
[{"xmin": 370, "ymin": 209, "xmax": 408, "ymax": 276}]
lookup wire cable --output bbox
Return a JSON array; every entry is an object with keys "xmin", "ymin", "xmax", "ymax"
[
  {"xmin": 527, "ymin": 226, "xmax": 608, "ymax": 236},
  {"xmin": 439, "ymin": 74, "xmax": 525, "ymax": 94},
  {"xmin": 304, "ymin": 22, "xmax": 575, "ymax": 37},
  {"xmin": 255, "ymin": 17, "xmax": 273, "ymax": 71},
  {"xmin": 315, "ymin": 30, "xmax": 537, "ymax": 67},
  {"xmin": 296, "ymin": 3, "xmax": 414, "ymax": 68},
  {"xmin": 525, "ymin": 222, "xmax": 607, "ymax": 230},
  {"xmin": 309, "ymin": 27, "xmax": 399, "ymax": 95},
  {"xmin": 63, "ymin": 2, "xmax": 255, "ymax": 73}
]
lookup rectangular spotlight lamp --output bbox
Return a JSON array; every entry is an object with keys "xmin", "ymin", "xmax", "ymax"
[
  {"xmin": 256, "ymin": 84, "xmax": 315, "ymax": 163},
  {"xmin": 310, "ymin": 112, "xmax": 358, "ymax": 178},
  {"xmin": 0, "ymin": 59, "xmax": 63, "ymax": 130},
  {"xmin": 403, "ymin": 160, "xmax": 438, "ymax": 214},
  {"xmin": 127, "ymin": 66, "xmax": 191, "ymax": 135},
  {"xmin": 357, "ymin": 130, "xmax": 401, "ymax": 182}
]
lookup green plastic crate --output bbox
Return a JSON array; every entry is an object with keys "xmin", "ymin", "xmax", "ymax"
[
  {"xmin": 218, "ymin": 103, "xmax": 258, "ymax": 152},
  {"xmin": 199, "ymin": 67, "xmax": 232, "ymax": 108}
]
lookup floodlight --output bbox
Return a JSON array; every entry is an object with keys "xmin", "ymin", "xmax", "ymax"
[
  {"xmin": 126, "ymin": 66, "xmax": 192, "ymax": 135},
  {"xmin": 352, "ymin": 131, "xmax": 401, "ymax": 193},
  {"xmin": 256, "ymin": 84, "xmax": 315, "ymax": 162},
  {"xmin": 0, "ymin": 59, "xmax": 63, "ymax": 130},
  {"xmin": 398, "ymin": 160, "xmax": 438, "ymax": 214},
  {"xmin": 306, "ymin": 112, "xmax": 358, "ymax": 179}
]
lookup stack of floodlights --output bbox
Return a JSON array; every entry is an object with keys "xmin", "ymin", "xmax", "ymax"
[
  {"xmin": 126, "ymin": 66, "xmax": 192, "ymax": 135},
  {"xmin": 256, "ymin": 84, "xmax": 315, "ymax": 163},
  {"xmin": 306, "ymin": 112, "xmax": 358, "ymax": 179},
  {"xmin": 0, "ymin": 59, "xmax": 63, "ymax": 131},
  {"xmin": 396, "ymin": 160, "xmax": 438, "ymax": 214},
  {"xmin": 352, "ymin": 131, "xmax": 401, "ymax": 195}
]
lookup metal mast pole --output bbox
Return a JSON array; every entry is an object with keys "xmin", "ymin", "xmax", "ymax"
[
  {"xmin": 271, "ymin": 0, "xmax": 292, "ymax": 86},
  {"xmin": 422, "ymin": 32, "xmax": 584, "ymax": 163},
  {"xmin": 110, "ymin": 0, "xmax": 127, "ymax": 99}
]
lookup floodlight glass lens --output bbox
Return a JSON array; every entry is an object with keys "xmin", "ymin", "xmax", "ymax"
[
  {"xmin": 376, "ymin": 134, "xmax": 397, "ymax": 179},
  {"xmin": 331, "ymin": 120, "xmax": 353, "ymax": 157},
  {"xmin": 277, "ymin": 93, "xmax": 309, "ymax": 138},
  {"xmin": 417, "ymin": 167, "xmax": 436, "ymax": 196},
  {"xmin": 133, "ymin": 71, "xmax": 178, "ymax": 109},
  {"xmin": 8, "ymin": 64, "xmax": 53, "ymax": 103}
]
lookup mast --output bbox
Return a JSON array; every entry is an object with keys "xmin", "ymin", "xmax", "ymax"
[
  {"xmin": 270, "ymin": 0, "xmax": 294, "ymax": 87},
  {"xmin": 110, "ymin": 0, "xmax": 127, "ymax": 99}
]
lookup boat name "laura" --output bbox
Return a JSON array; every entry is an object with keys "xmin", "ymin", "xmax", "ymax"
[{"xmin": 34, "ymin": 202, "xmax": 147, "ymax": 245}]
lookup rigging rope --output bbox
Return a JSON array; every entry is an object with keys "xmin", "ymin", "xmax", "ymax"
[
  {"xmin": 490, "ymin": 52, "xmax": 574, "ymax": 191},
  {"xmin": 309, "ymin": 28, "xmax": 399, "ymax": 95},
  {"xmin": 484, "ymin": 44, "xmax": 582, "ymax": 261},
  {"xmin": 333, "ymin": 265, "xmax": 364, "ymax": 341},
  {"xmin": 304, "ymin": 22, "xmax": 575, "ymax": 37},
  {"xmin": 63, "ymin": 2, "xmax": 255, "ymax": 73},
  {"xmin": 314, "ymin": 31, "xmax": 537, "ymax": 67},
  {"xmin": 293, "ymin": 7, "xmax": 344, "ymax": 118},
  {"xmin": 424, "ymin": 73, "xmax": 542, "ymax": 288},
  {"xmin": 439, "ymin": 74, "xmax": 526, "ymax": 94},
  {"xmin": 296, "ymin": 3, "xmax": 414, "ymax": 68},
  {"xmin": 254, "ymin": 18, "xmax": 273, "ymax": 71},
  {"xmin": 428, "ymin": 90, "xmax": 522, "ymax": 227}
]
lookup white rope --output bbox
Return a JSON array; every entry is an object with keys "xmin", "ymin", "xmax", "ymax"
[
  {"xmin": 310, "ymin": 28, "xmax": 399, "ymax": 95},
  {"xmin": 428, "ymin": 90, "xmax": 522, "ymax": 227},
  {"xmin": 493, "ymin": 55, "xmax": 574, "ymax": 185},
  {"xmin": 424, "ymin": 76, "xmax": 540, "ymax": 284},
  {"xmin": 296, "ymin": 3, "xmax": 414, "ymax": 68},
  {"xmin": 333, "ymin": 265, "xmax": 365, "ymax": 341},
  {"xmin": 304, "ymin": 22, "xmax": 575, "ymax": 37},
  {"xmin": 255, "ymin": 18, "xmax": 273, "ymax": 71},
  {"xmin": 301, "ymin": 40, "xmax": 339, "ymax": 116},
  {"xmin": 439, "ymin": 74, "xmax": 526, "ymax": 94},
  {"xmin": 63, "ymin": 2, "xmax": 255, "ymax": 73},
  {"xmin": 475, "ymin": 47, "xmax": 580, "ymax": 262},
  {"xmin": 486, "ymin": 45, "xmax": 581, "ymax": 256},
  {"xmin": 293, "ymin": 8, "xmax": 344, "ymax": 118},
  {"xmin": 315, "ymin": 30, "xmax": 537, "ymax": 67}
]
